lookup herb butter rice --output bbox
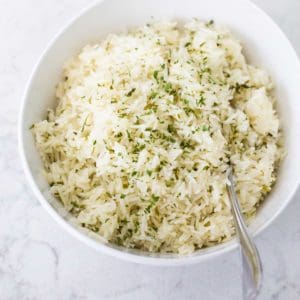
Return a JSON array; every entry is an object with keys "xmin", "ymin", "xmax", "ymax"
[{"xmin": 32, "ymin": 20, "xmax": 283, "ymax": 254}]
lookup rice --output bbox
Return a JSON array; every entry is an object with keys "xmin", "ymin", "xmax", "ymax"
[{"xmin": 32, "ymin": 20, "xmax": 283, "ymax": 254}]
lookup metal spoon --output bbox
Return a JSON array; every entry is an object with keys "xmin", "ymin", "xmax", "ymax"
[{"xmin": 226, "ymin": 166, "xmax": 263, "ymax": 300}]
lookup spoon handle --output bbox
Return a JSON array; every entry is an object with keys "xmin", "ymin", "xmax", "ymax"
[{"xmin": 226, "ymin": 167, "xmax": 263, "ymax": 300}]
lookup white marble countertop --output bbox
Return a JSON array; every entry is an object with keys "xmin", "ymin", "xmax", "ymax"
[{"xmin": 0, "ymin": 0, "xmax": 299, "ymax": 299}]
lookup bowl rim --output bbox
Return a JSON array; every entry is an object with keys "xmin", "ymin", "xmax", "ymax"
[{"xmin": 18, "ymin": 0, "xmax": 300, "ymax": 266}]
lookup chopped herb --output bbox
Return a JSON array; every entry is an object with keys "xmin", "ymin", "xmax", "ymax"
[
  {"xmin": 182, "ymin": 98, "xmax": 189, "ymax": 105},
  {"xmin": 81, "ymin": 115, "xmax": 89, "ymax": 132},
  {"xmin": 120, "ymin": 194, "xmax": 126, "ymax": 199},
  {"xmin": 149, "ymin": 91, "xmax": 158, "ymax": 99},
  {"xmin": 164, "ymin": 82, "xmax": 173, "ymax": 93},
  {"xmin": 183, "ymin": 107, "xmax": 195, "ymax": 116},
  {"xmin": 118, "ymin": 113, "xmax": 127, "ymax": 118},
  {"xmin": 173, "ymin": 168, "xmax": 179, "ymax": 180},
  {"xmin": 180, "ymin": 139, "xmax": 195, "ymax": 150},
  {"xmin": 90, "ymin": 226, "xmax": 99, "ymax": 233},
  {"xmin": 122, "ymin": 180, "xmax": 129, "ymax": 189},
  {"xmin": 206, "ymin": 19, "xmax": 214, "ymax": 26},
  {"xmin": 202, "ymin": 125, "xmax": 209, "ymax": 131},
  {"xmin": 110, "ymin": 79, "xmax": 114, "ymax": 90},
  {"xmin": 222, "ymin": 71, "xmax": 230, "ymax": 79},
  {"xmin": 155, "ymin": 165, "xmax": 162, "ymax": 173},
  {"xmin": 197, "ymin": 95, "xmax": 205, "ymax": 105},
  {"xmin": 145, "ymin": 194, "xmax": 160, "ymax": 213},
  {"xmin": 126, "ymin": 130, "xmax": 133, "ymax": 142},
  {"xmin": 132, "ymin": 143, "xmax": 145, "ymax": 154},
  {"xmin": 146, "ymin": 170, "xmax": 152, "ymax": 176},
  {"xmin": 115, "ymin": 132, "xmax": 123, "ymax": 138},
  {"xmin": 29, "ymin": 124, "xmax": 35, "ymax": 129},
  {"xmin": 71, "ymin": 201, "xmax": 79, "ymax": 208},
  {"xmin": 234, "ymin": 83, "xmax": 250, "ymax": 93},
  {"xmin": 184, "ymin": 42, "xmax": 191, "ymax": 47},
  {"xmin": 204, "ymin": 220, "xmax": 211, "ymax": 227},
  {"xmin": 126, "ymin": 88, "xmax": 136, "ymax": 97},
  {"xmin": 167, "ymin": 124, "xmax": 175, "ymax": 134},
  {"xmin": 153, "ymin": 70, "xmax": 159, "ymax": 83},
  {"xmin": 93, "ymin": 140, "xmax": 97, "ymax": 145}
]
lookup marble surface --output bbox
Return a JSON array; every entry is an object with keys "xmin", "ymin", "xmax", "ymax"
[{"xmin": 0, "ymin": 0, "xmax": 299, "ymax": 299}]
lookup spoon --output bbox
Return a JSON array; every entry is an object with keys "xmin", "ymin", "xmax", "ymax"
[{"xmin": 226, "ymin": 166, "xmax": 263, "ymax": 300}]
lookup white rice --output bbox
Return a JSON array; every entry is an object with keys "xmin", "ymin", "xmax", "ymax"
[{"xmin": 32, "ymin": 20, "xmax": 283, "ymax": 254}]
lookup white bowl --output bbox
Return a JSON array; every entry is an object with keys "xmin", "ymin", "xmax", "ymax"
[{"xmin": 19, "ymin": 0, "xmax": 300, "ymax": 266}]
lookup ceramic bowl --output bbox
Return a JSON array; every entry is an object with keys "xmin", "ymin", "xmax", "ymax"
[{"xmin": 19, "ymin": 0, "xmax": 300, "ymax": 265}]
